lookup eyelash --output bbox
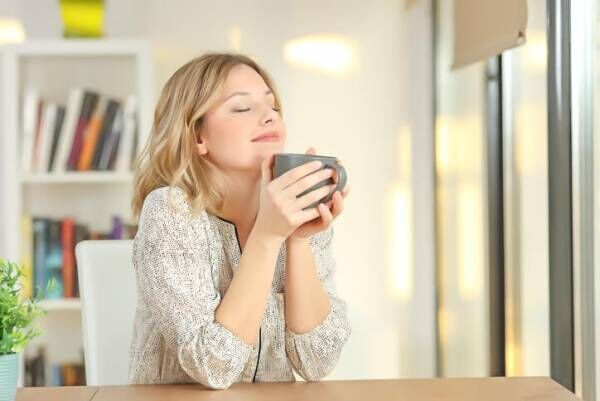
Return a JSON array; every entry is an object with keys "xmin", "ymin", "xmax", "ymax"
[{"xmin": 233, "ymin": 107, "xmax": 280, "ymax": 113}]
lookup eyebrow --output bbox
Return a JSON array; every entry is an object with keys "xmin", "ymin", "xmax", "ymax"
[{"xmin": 224, "ymin": 90, "xmax": 273, "ymax": 102}]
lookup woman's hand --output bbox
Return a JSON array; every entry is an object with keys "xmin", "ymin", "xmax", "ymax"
[
  {"xmin": 252, "ymin": 151, "xmax": 340, "ymax": 242},
  {"xmin": 288, "ymin": 147, "xmax": 350, "ymax": 241}
]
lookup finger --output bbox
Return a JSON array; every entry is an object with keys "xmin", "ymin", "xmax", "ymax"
[
  {"xmin": 283, "ymin": 168, "xmax": 334, "ymax": 198},
  {"xmin": 295, "ymin": 184, "xmax": 336, "ymax": 210},
  {"xmin": 272, "ymin": 160, "xmax": 323, "ymax": 191},
  {"xmin": 260, "ymin": 154, "xmax": 274, "ymax": 186},
  {"xmin": 318, "ymin": 202, "xmax": 334, "ymax": 224},
  {"xmin": 306, "ymin": 147, "xmax": 317, "ymax": 155},
  {"xmin": 294, "ymin": 206, "xmax": 321, "ymax": 224},
  {"xmin": 330, "ymin": 191, "xmax": 344, "ymax": 217}
]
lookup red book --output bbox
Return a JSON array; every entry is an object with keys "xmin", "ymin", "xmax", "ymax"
[
  {"xmin": 61, "ymin": 218, "xmax": 75, "ymax": 298},
  {"xmin": 67, "ymin": 91, "xmax": 99, "ymax": 170}
]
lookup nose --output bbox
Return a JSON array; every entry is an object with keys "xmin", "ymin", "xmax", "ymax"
[{"xmin": 260, "ymin": 105, "xmax": 277, "ymax": 126}]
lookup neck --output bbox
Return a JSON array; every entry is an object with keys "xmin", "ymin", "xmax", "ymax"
[{"xmin": 216, "ymin": 169, "xmax": 261, "ymax": 230}]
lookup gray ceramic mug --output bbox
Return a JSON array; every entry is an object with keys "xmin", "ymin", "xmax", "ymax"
[{"xmin": 273, "ymin": 153, "xmax": 347, "ymax": 209}]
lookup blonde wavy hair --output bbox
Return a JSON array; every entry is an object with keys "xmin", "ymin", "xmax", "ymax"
[{"xmin": 131, "ymin": 53, "xmax": 282, "ymax": 220}]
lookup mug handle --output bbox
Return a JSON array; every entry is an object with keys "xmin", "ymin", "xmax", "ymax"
[{"xmin": 326, "ymin": 163, "xmax": 347, "ymax": 195}]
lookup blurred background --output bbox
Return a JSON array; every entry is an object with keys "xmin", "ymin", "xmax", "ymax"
[{"xmin": 0, "ymin": 0, "xmax": 599, "ymax": 399}]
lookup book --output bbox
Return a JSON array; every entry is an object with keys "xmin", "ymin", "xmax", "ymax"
[
  {"xmin": 53, "ymin": 89, "xmax": 84, "ymax": 173},
  {"xmin": 77, "ymin": 97, "xmax": 108, "ymax": 171},
  {"xmin": 92, "ymin": 99, "xmax": 121, "ymax": 170},
  {"xmin": 110, "ymin": 215, "xmax": 123, "ymax": 239},
  {"xmin": 98, "ymin": 106, "xmax": 123, "ymax": 170},
  {"xmin": 51, "ymin": 364, "xmax": 63, "ymax": 386},
  {"xmin": 20, "ymin": 215, "xmax": 34, "ymax": 299},
  {"xmin": 115, "ymin": 95, "xmax": 138, "ymax": 172},
  {"xmin": 25, "ymin": 214, "xmax": 136, "ymax": 300},
  {"xmin": 24, "ymin": 346, "xmax": 85, "ymax": 386},
  {"xmin": 67, "ymin": 90, "xmax": 99, "ymax": 170},
  {"xmin": 24, "ymin": 346, "xmax": 46, "ymax": 387},
  {"xmin": 61, "ymin": 218, "xmax": 76, "ymax": 298},
  {"xmin": 73, "ymin": 224, "xmax": 90, "ymax": 298},
  {"xmin": 32, "ymin": 218, "xmax": 48, "ymax": 299},
  {"xmin": 31, "ymin": 100, "xmax": 45, "ymax": 173},
  {"xmin": 45, "ymin": 220, "xmax": 64, "ymax": 299},
  {"xmin": 21, "ymin": 88, "xmax": 40, "ymax": 174},
  {"xmin": 47, "ymin": 106, "xmax": 66, "ymax": 172},
  {"xmin": 36, "ymin": 102, "xmax": 58, "ymax": 173}
]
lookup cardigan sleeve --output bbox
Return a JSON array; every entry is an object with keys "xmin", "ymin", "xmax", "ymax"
[
  {"xmin": 284, "ymin": 226, "xmax": 352, "ymax": 381},
  {"xmin": 132, "ymin": 188, "xmax": 252, "ymax": 389}
]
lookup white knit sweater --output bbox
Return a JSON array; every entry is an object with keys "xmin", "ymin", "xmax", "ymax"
[{"xmin": 128, "ymin": 186, "xmax": 351, "ymax": 389}]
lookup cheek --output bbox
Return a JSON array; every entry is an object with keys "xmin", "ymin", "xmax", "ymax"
[
  {"xmin": 206, "ymin": 119, "xmax": 254, "ymax": 163},
  {"xmin": 206, "ymin": 115, "xmax": 251, "ymax": 145}
]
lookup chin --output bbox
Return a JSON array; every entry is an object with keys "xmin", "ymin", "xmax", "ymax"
[{"xmin": 258, "ymin": 143, "xmax": 285, "ymax": 154}]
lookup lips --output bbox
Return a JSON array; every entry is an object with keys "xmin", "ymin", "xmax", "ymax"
[{"xmin": 252, "ymin": 131, "xmax": 280, "ymax": 142}]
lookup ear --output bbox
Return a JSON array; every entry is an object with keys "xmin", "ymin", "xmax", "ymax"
[
  {"xmin": 196, "ymin": 131, "xmax": 208, "ymax": 156},
  {"xmin": 196, "ymin": 140, "xmax": 208, "ymax": 156}
]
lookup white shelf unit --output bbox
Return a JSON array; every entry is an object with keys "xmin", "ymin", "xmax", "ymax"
[
  {"xmin": 0, "ymin": 39, "xmax": 153, "ymax": 387},
  {"xmin": 21, "ymin": 172, "xmax": 134, "ymax": 184}
]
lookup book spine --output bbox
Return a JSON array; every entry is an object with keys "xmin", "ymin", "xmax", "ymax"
[
  {"xmin": 32, "ymin": 218, "xmax": 48, "ymax": 299},
  {"xmin": 111, "ymin": 216, "xmax": 123, "ymax": 239},
  {"xmin": 61, "ymin": 219, "xmax": 75, "ymax": 298},
  {"xmin": 67, "ymin": 91, "xmax": 99, "ymax": 170},
  {"xmin": 92, "ymin": 99, "xmax": 120, "ymax": 170},
  {"xmin": 53, "ymin": 89, "xmax": 84, "ymax": 173},
  {"xmin": 99, "ymin": 107, "xmax": 123, "ymax": 170},
  {"xmin": 48, "ymin": 106, "xmax": 66, "ymax": 172},
  {"xmin": 31, "ymin": 101, "xmax": 45, "ymax": 173},
  {"xmin": 19, "ymin": 215, "xmax": 34, "ymax": 300},
  {"xmin": 78, "ymin": 97, "xmax": 107, "ymax": 171},
  {"xmin": 115, "ymin": 95, "xmax": 138, "ymax": 172},
  {"xmin": 36, "ymin": 103, "xmax": 58, "ymax": 173},
  {"xmin": 21, "ymin": 89, "xmax": 40, "ymax": 175},
  {"xmin": 45, "ymin": 220, "xmax": 64, "ymax": 299}
]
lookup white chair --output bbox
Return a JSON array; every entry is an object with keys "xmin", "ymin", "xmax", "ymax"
[{"xmin": 75, "ymin": 240, "xmax": 136, "ymax": 385}]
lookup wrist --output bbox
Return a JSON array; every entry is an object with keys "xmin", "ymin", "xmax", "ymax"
[
  {"xmin": 249, "ymin": 225, "xmax": 286, "ymax": 248},
  {"xmin": 286, "ymin": 235, "xmax": 310, "ymax": 246}
]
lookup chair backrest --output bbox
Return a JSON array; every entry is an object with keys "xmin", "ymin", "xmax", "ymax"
[{"xmin": 75, "ymin": 240, "xmax": 136, "ymax": 385}]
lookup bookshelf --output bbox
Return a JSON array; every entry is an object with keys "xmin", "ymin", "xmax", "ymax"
[
  {"xmin": 21, "ymin": 172, "xmax": 134, "ymax": 184},
  {"xmin": 0, "ymin": 39, "xmax": 153, "ymax": 387}
]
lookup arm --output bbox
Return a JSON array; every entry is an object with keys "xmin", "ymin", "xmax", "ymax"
[
  {"xmin": 283, "ymin": 226, "xmax": 352, "ymax": 381},
  {"xmin": 284, "ymin": 237, "xmax": 331, "ymax": 334},
  {"xmin": 215, "ymin": 225, "xmax": 282, "ymax": 345},
  {"xmin": 134, "ymin": 189, "xmax": 281, "ymax": 389}
]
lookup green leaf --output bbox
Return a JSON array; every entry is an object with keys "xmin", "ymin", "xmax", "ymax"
[{"xmin": 0, "ymin": 259, "xmax": 44, "ymax": 354}]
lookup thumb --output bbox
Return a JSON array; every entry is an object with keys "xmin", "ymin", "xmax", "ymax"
[{"xmin": 260, "ymin": 154, "xmax": 274, "ymax": 186}]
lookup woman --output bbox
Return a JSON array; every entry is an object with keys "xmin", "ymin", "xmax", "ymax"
[{"xmin": 129, "ymin": 53, "xmax": 351, "ymax": 390}]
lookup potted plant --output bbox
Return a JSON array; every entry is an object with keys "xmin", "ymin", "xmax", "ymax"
[{"xmin": 0, "ymin": 258, "xmax": 46, "ymax": 401}]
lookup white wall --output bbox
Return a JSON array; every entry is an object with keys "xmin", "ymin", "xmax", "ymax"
[
  {"xmin": 434, "ymin": 0, "xmax": 490, "ymax": 377},
  {"xmin": 2, "ymin": 0, "xmax": 436, "ymax": 380},
  {"xmin": 502, "ymin": 0, "xmax": 550, "ymax": 377}
]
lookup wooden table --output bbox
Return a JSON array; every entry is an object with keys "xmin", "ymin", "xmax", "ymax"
[{"xmin": 16, "ymin": 377, "xmax": 580, "ymax": 401}]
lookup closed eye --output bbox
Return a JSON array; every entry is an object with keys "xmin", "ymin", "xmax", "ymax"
[{"xmin": 234, "ymin": 107, "xmax": 280, "ymax": 113}]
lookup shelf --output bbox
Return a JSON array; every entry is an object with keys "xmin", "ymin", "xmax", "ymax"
[
  {"xmin": 1, "ymin": 39, "xmax": 153, "ymax": 387},
  {"xmin": 39, "ymin": 298, "xmax": 81, "ymax": 311},
  {"xmin": 21, "ymin": 172, "xmax": 134, "ymax": 184},
  {"xmin": 4, "ymin": 39, "xmax": 150, "ymax": 56}
]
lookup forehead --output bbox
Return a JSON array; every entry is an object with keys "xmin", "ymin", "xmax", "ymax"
[{"xmin": 221, "ymin": 64, "xmax": 270, "ymax": 95}]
